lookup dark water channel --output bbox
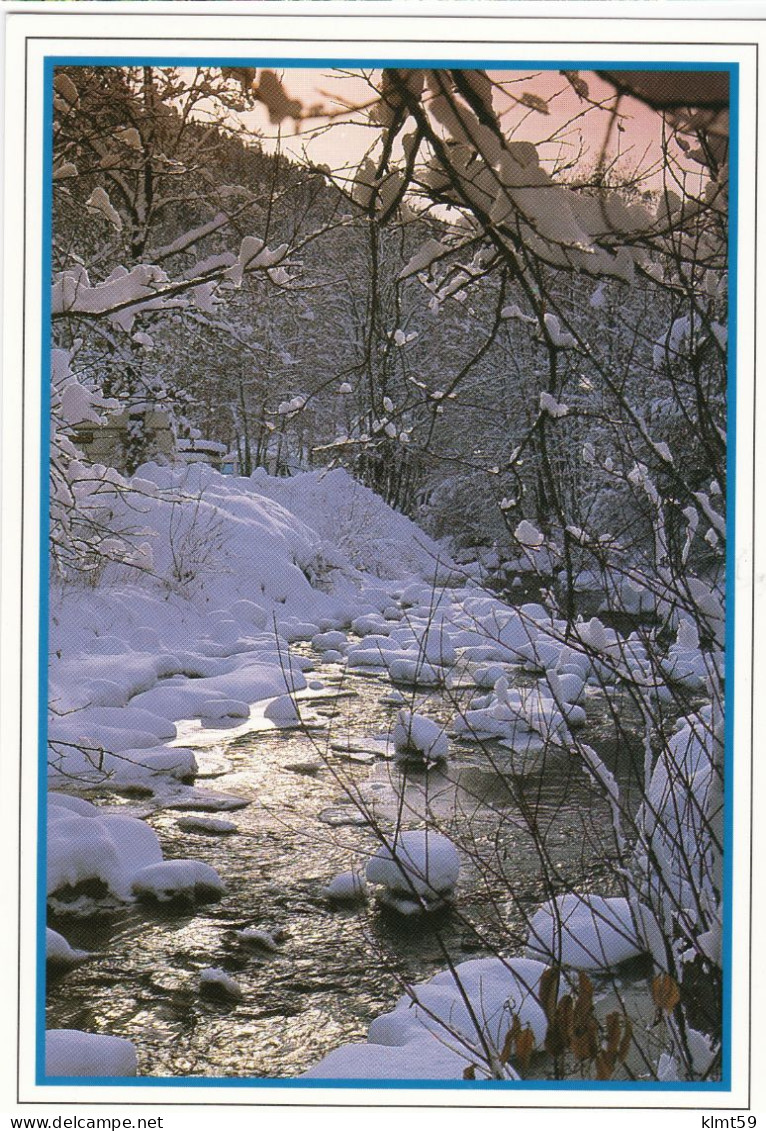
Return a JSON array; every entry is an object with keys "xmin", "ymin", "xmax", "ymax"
[{"xmin": 47, "ymin": 649, "xmax": 634, "ymax": 1079}]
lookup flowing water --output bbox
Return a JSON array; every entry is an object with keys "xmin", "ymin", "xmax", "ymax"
[{"xmin": 47, "ymin": 648, "xmax": 640, "ymax": 1079}]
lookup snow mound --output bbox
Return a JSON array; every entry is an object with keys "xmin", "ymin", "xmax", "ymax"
[
  {"xmin": 525, "ymin": 893, "xmax": 644, "ymax": 969},
  {"xmin": 375, "ymin": 956, "xmax": 549, "ymax": 1049},
  {"xmin": 366, "ymin": 830, "xmax": 460, "ymax": 913},
  {"xmin": 48, "ymin": 804, "xmax": 163, "ymax": 907},
  {"xmin": 392, "ymin": 709, "xmax": 449, "ymax": 766},
  {"xmin": 453, "ymin": 683, "xmax": 574, "ymax": 766},
  {"xmin": 304, "ymin": 955, "xmax": 550, "ymax": 1079},
  {"xmin": 263, "ymin": 694, "xmax": 301, "ymax": 725},
  {"xmin": 46, "ymin": 928, "xmax": 90, "ymax": 967},
  {"xmin": 302, "ymin": 1036, "xmax": 476, "ymax": 1080},
  {"xmin": 131, "ymin": 859, "xmax": 225, "ymax": 903},
  {"xmin": 250, "ymin": 467, "xmax": 456, "ymax": 582},
  {"xmin": 324, "ymin": 870, "xmax": 368, "ymax": 903},
  {"xmin": 636, "ymin": 710, "xmax": 722, "ymax": 914},
  {"xmin": 46, "ymin": 1030, "xmax": 137, "ymax": 1077}
]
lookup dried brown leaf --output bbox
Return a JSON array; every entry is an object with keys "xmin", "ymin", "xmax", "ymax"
[
  {"xmin": 539, "ymin": 966, "xmax": 560, "ymax": 1022},
  {"xmin": 595, "ymin": 1049, "xmax": 615, "ymax": 1080},
  {"xmin": 652, "ymin": 973, "xmax": 681, "ymax": 1013},
  {"xmin": 561, "ymin": 70, "xmax": 590, "ymax": 100},
  {"xmin": 555, "ymin": 995, "xmax": 574, "ymax": 1046},
  {"xmin": 520, "ymin": 92, "xmax": 550, "ymax": 115},
  {"xmin": 516, "ymin": 1027, "xmax": 535, "ymax": 1074}
]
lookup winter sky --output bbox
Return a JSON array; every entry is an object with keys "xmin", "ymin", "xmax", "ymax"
[{"xmin": 236, "ymin": 67, "xmax": 709, "ymax": 191}]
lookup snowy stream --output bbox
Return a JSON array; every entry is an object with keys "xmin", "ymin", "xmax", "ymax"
[{"xmin": 47, "ymin": 647, "xmax": 637, "ymax": 1079}]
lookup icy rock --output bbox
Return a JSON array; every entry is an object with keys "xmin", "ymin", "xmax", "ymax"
[
  {"xmin": 234, "ymin": 927, "xmax": 281, "ymax": 951},
  {"xmin": 176, "ymin": 816, "xmax": 238, "ymax": 835},
  {"xmin": 366, "ymin": 830, "xmax": 459, "ymax": 913},
  {"xmin": 526, "ymin": 893, "xmax": 644, "ymax": 969},
  {"xmin": 163, "ymin": 790, "xmax": 249, "ymax": 811},
  {"xmin": 324, "ymin": 870, "xmax": 368, "ymax": 904},
  {"xmin": 319, "ymin": 806, "xmax": 369, "ymax": 828},
  {"xmin": 46, "ymin": 1029, "xmax": 137, "ymax": 1077},
  {"xmin": 199, "ymin": 967, "xmax": 242, "ymax": 1000},
  {"xmin": 131, "ymin": 859, "xmax": 225, "ymax": 903},
  {"xmin": 46, "ymin": 928, "xmax": 90, "ymax": 967},
  {"xmin": 392, "ymin": 709, "xmax": 449, "ymax": 766}
]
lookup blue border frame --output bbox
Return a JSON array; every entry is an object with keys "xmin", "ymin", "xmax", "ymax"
[{"xmin": 38, "ymin": 55, "xmax": 739, "ymax": 1093}]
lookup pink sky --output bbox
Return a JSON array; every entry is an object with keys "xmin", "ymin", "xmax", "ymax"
[{"xmin": 236, "ymin": 67, "xmax": 705, "ymax": 191}]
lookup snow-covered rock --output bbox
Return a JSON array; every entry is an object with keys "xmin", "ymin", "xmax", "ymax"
[
  {"xmin": 199, "ymin": 967, "xmax": 242, "ymax": 1000},
  {"xmin": 234, "ymin": 927, "xmax": 281, "ymax": 951},
  {"xmin": 385, "ymin": 653, "xmax": 445, "ymax": 687},
  {"xmin": 46, "ymin": 928, "xmax": 90, "ymax": 967},
  {"xmin": 366, "ymin": 830, "xmax": 460, "ymax": 914},
  {"xmin": 392, "ymin": 709, "xmax": 449, "ymax": 766},
  {"xmin": 263, "ymin": 694, "xmax": 301, "ymax": 725},
  {"xmin": 525, "ymin": 893, "xmax": 644, "ymax": 969},
  {"xmin": 323, "ymin": 870, "xmax": 368, "ymax": 903},
  {"xmin": 48, "ymin": 804, "xmax": 163, "ymax": 907},
  {"xmin": 131, "ymin": 859, "xmax": 225, "ymax": 903},
  {"xmin": 46, "ymin": 1030, "xmax": 137, "ymax": 1077}
]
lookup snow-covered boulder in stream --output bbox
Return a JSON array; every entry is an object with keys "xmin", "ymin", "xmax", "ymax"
[
  {"xmin": 46, "ymin": 1030, "xmax": 137, "ymax": 1077},
  {"xmin": 131, "ymin": 859, "xmax": 225, "ymax": 904},
  {"xmin": 46, "ymin": 928, "xmax": 90, "ymax": 968},
  {"xmin": 366, "ymin": 830, "xmax": 459, "ymax": 914},
  {"xmin": 47, "ymin": 800, "xmax": 164, "ymax": 910},
  {"xmin": 392, "ymin": 709, "xmax": 449, "ymax": 767},
  {"xmin": 323, "ymin": 870, "xmax": 368, "ymax": 904}
]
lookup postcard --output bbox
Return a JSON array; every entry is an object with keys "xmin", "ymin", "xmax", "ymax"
[{"xmin": 1, "ymin": 2, "xmax": 762, "ymax": 1126}]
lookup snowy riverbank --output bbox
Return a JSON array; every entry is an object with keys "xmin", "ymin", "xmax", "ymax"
[{"xmin": 46, "ymin": 464, "xmax": 720, "ymax": 1083}]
